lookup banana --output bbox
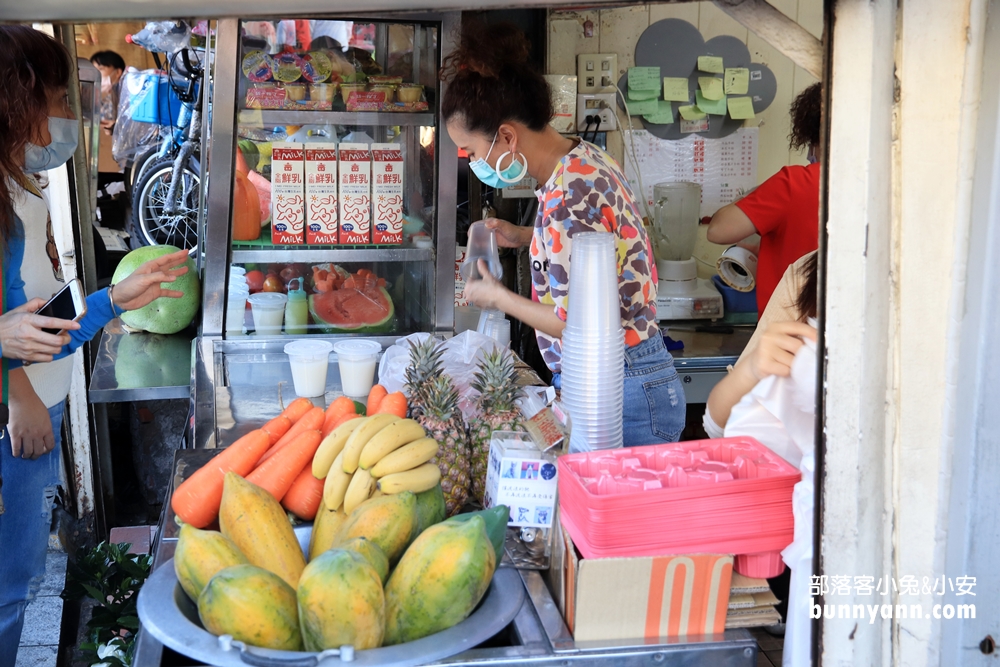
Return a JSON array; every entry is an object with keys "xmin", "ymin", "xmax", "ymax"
[
  {"xmin": 370, "ymin": 437, "xmax": 439, "ymax": 478},
  {"xmin": 322, "ymin": 451, "xmax": 353, "ymax": 511},
  {"xmin": 341, "ymin": 414, "xmax": 400, "ymax": 474},
  {"xmin": 377, "ymin": 463, "xmax": 442, "ymax": 494},
  {"xmin": 358, "ymin": 419, "xmax": 427, "ymax": 470},
  {"xmin": 312, "ymin": 418, "xmax": 365, "ymax": 478},
  {"xmin": 344, "ymin": 468, "xmax": 376, "ymax": 515}
]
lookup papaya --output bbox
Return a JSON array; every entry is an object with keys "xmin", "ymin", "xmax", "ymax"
[
  {"xmin": 297, "ymin": 549, "xmax": 385, "ymax": 651},
  {"xmin": 340, "ymin": 537, "xmax": 389, "ymax": 584},
  {"xmin": 219, "ymin": 472, "xmax": 306, "ymax": 588},
  {"xmin": 383, "ymin": 516, "xmax": 496, "ymax": 645},
  {"xmin": 174, "ymin": 524, "xmax": 248, "ymax": 602},
  {"xmin": 333, "ymin": 491, "xmax": 416, "ymax": 565},
  {"xmin": 198, "ymin": 564, "xmax": 302, "ymax": 651},
  {"xmin": 411, "ymin": 484, "xmax": 446, "ymax": 542},
  {"xmin": 445, "ymin": 504, "xmax": 509, "ymax": 563},
  {"xmin": 308, "ymin": 498, "xmax": 347, "ymax": 561}
]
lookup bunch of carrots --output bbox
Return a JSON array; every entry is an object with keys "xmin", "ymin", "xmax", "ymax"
[{"xmin": 171, "ymin": 385, "xmax": 406, "ymax": 527}]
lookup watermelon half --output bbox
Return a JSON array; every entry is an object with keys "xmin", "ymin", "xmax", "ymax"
[{"xmin": 308, "ymin": 286, "xmax": 395, "ymax": 334}]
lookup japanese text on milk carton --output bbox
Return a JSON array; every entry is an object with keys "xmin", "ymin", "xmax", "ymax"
[
  {"xmin": 371, "ymin": 143, "xmax": 404, "ymax": 245},
  {"xmin": 338, "ymin": 143, "xmax": 371, "ymax": 244},
  {"xmin": 271, "ymin": 142, "xmax": 305, "ymax": 245},
  {"xmin": 305, "ymin": 144, "xmax": 338, "ymax": 244}
]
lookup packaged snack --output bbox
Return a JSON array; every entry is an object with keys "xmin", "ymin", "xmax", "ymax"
[
  {"xmin": 305, "ymin": 144, "xmax": 338, "ymax": 244},
  {"xmin": 371, "ymin": 143, "xmax": 404, "ymax": 245},
  {"xmin": 337, "ymin": 143, "xmax": 372, "ymax": 244},
  {"xmin": 301, "ymin": 51, "xmax": 332, "ymax": 82},
  {"xmin": 272, "ymin": 52, "xmax": 304, "ymax": 82},
  {"xmin": 271, "ymin": 142, "xmax": 305, "ymax": 245},
  {"xmin": 242, "ymin": 51, "xmax": 274, "ymax": 82}
]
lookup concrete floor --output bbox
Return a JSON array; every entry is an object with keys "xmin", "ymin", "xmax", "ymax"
[
  {"xmin": 16, "ymin": 550, "xmax": 66, "ymax": 667},
  {"xmin": 750, "ymin": 626, "xmax": 785, "ymax": 667}
]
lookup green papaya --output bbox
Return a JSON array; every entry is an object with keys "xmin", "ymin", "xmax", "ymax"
[
  {"xmin": 444, "ymin": 505, "xmax": 508, "ymax": 563},
  {"xmin": 411, "ymin": 484, "xmax": 446, "ymax": 542}
]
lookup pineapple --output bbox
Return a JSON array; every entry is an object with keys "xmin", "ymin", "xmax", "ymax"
[
  {"xmin": 468, "ymin": 349, "xmax": 525, "ymax": 503},
  {"xmin": 404, "ymin": 337, "xmax": 444, "ymax": 418}
]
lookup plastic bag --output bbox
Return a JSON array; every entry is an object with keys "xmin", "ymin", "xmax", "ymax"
[
  {"xmin": 130, "ymin": 21, "xmax": 191, "ymax": 53},
  {"xmin": 112, "ymin": 70, "xmax": 163, "ymax": 164}
]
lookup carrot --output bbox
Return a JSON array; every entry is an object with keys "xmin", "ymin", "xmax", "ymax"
[
  {"xmin": 322, "ymin": 396, "xmax": 357, "ymax": 436},
  {"xmin": 282, "ymin": 466, "xmax": 325, "ymax": 520},
  {"xmin": 170, "ymin": 430, "xmax": 271, "ymax": 528},
  {"xmin": 247, "ymin": 429, "xmax": 323, "ymax": 501},
  {"xmin": 281, "ymin": 397, "xmax": 315, "ymax": 424},
  {"xmin": 366, "ymin": 385, "xmax": 388, "ymax": 415},
  {"xmin": 375, "ymin": 392, "xmax": 407, "ymax": 418},
  {"xmin": 259, "ymin": 406, "xmax": 326, "ymax": 464},
  {"xmin": 261, "ymin": 416, "xmax": 292, "ymax": 446}
]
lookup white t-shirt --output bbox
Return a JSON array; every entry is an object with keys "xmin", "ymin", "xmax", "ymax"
[{"xmin": 13, "ymin": 177, "xmax": 74, "ymax": 408}]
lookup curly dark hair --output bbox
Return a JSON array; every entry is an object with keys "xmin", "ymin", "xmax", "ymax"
[
  {"xmin": 89, "ymin": 50, "xmax": 126, "ymax": 72},
  {"xmin": 788, "ymin": 82, "xmax": 822, "ymax": 151},
  {"xmin": 440, "ymin": 22, "xmax": 552, "ymax": 135}
]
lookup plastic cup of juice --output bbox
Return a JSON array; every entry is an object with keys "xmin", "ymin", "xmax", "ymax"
[
  {"xmin": 333, "ymin": 339, "xmax": 381, "ymax": 398},
  {"xmin": 248, "ymin": 292, "xmax": 287, "ymax": 335},
  {"xmin": 284, "ymin": 339, "xmax": 334, "ymax": 398}
]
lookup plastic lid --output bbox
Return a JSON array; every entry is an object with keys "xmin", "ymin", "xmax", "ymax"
[
  {"xmin": 248, "ymin": 292, "xmax": 288, "ymax": 307},
  {"xmin": 284, "ymin": 339, "xmax": 333, "ymax": 357},
  {"xmin": 333, "ymin": 338, "xmax": 381, "ymax": 359}
]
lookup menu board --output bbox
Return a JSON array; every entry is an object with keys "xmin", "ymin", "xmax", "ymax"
[{"xmin": 624, "ymin": 127, "xmax": 759, "ymax": 218}]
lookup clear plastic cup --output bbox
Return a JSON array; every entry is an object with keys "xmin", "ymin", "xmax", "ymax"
[
  {"xmin": 566, "ymin": 233, "xmax": 619, "ymax": 332},
  {"xmin": 226, "ymin": 290, "xmax": 249, "ymax": 336},
  {"xmin": 334, "ymin": 339, "xmax": 381, "ymax": 398},
  {"xmin": 284, "ymin": 339, "xmax": 334, "ymax": 397},
  {"xmin": 461, "ymin": 220, "xmax": 503, "ymax": 281},
  {"xmin": 230, "ymin": 266, "xmax": 247, "ymax": 276},
  {"xmin": 248, "ymin": 292, "xmax": 287, "ymax": 335}
]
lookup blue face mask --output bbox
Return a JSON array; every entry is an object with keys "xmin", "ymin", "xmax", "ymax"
[
  {"xmin": 24, "ymin": 117, "xmax": 79, "ymax": 172},
  {"xmin": 469, "ymin": 132, "xmax": 528, "ymax": 188}
]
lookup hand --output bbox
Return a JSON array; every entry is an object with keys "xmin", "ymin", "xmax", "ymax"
[
  {"xmin": 743, "ymin": 321, "xmax": 818, "ymax": 382},
  {"xmin": 9, "ymin": 380, "xmax": 53, "ymax": 460},
  {"xmin": 463, "ymin": 259, "xmax": 508, "ymax": 310},
  {"xmin": 482, "ymin": 218, "xmax": 530, "ymax": 248},
  {"xmin": 113, "ymin": 249, "xmax": 190, "ymax": 311},
  {"xmin": 0, "ymin": 298, "xmax": 77, "ymax": 362}
]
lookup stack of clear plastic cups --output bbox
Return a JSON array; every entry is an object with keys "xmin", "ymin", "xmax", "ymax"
[
  {"xmin": 559, "ymin": 232, "xmax": 625, "ymax": 453},
  {"xmin": 227, "ymin": 269, "xmax": 249, "ymax": 336}
]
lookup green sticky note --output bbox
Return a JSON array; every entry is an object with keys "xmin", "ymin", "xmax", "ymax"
[
  {"xmin": 728, "ymin": 96, "xmax": 756, "ymax": 120},
  {"xmin": 678, "ymin": 104, "xmax": 706, "ymax": 121},
  {"xmin": 698, "ymin": 76, "xmax": 724, "ymax": 101},
  {"xmin": 663, "ymin": 77, "xmax": 691, "ymax": 102},
  {"xmin": 627, "ymin": 97, "xmax": 659, "ymax": 116},
  {"xmin": 628, "ymin": 66, "xmax": 661, "ymax": 91},
  {"xmin": 696, "ymin": 91, "xmax": 727, "ymax": 115},
  {"xmin": 725, "ymin": 68, "xmax": 750, "ymax": 95},
  {"xmin": 643, "ymin": 100, "xmax": 675, "ymax": 125},
  {"xmin": 698, "ymin": 56, "xmax": 724, "ymax": 74},
  {"xmin": 627, "ymin": 87, "xmax": 660, "ymax": 101}
]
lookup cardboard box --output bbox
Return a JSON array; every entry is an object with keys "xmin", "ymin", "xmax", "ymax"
[
  {"xmin": 371, "ymin": 143, "xmax": 404, "ymax": 245},
  {"xmin": 558, "ymin": 526, "xmax": 733, "ymax": 642},
  {"xmin": 305, "ymin": 143, "xmax": 338, "ymax": 244},
  {"xmin": 484, "ymin": 432, "xmax": 558, "ymax": 528},
  {"xmin": 271, "ymin": 142, "xmax": 305, "ymax": 245},
  {"xmin": 337, "ymin": 143, "xmax": 371, "ymax": 244}
]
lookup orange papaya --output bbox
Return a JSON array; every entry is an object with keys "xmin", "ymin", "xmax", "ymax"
[
  {"xmin": 297, "ymin": 549, "xmax": 385, "ymax": 651},
  {"xmin": 174, "ymin": 524, "xmax": 248, "ymax": 602},
  {"xmin": 308, "ymin": 498, "xmax": 347, "ymax": 561},
  {"xmin": 332, "ymin": 491, "xmax": 416, "ymax": 565},
  {"xmin": 198, "ymin": 564, "xmax": 301, "ymax": 651},
  {"xmin": 340, "ymin": 537, "xmax": 389, "ymax": 584}
]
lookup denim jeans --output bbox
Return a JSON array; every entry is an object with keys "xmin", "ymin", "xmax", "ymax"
[
  {"xmin": 0, "ymin": 401, "xmax": 64, "ymax": 667},
  {"xmin": 621, "ymin": 335, "xmax": 686, "ymax": 446}
]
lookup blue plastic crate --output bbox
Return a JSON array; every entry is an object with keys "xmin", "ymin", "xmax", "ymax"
[{"xmin": 130, "ymin": 76, "xmax": 193, "ymax": 127}]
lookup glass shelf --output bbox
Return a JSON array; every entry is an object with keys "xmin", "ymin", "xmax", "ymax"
[
  {"xmin": 231, "ymin": 246, "xmax": 433, "ymax": 263},
  {"xmin": 237, "ymin": 109, "xmax": 435, "ymax": 127}
]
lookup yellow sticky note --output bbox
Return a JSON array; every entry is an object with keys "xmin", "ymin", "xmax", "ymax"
[
  {"xmin": 725, "ymin": 68, "xmax": 749, "ymax": 95},
  {"xmin": 628, "ymin": 66, "xmax": 661, "ymax": 91},
  {"xmin": 698, "ymin": 56, "xmax": 724, "ymax": 74},
  {"xmin": 727, "ymin": 96, "xmax": 756, "ymax": 120},
  {"xmin": 698, "ymin": 76, "xmax": 724, "ymax": 101},
  {"xmin": 663, "ymin": 77, "xmax": 691, "ymax": 102},
  {"xmin": 643, "ymin": 100, "xmax": 675, "ymax": 125},
  {"xmin": 627, "ymin": 87, "xmax": 660, "ymax": 101},
  {"xmin": 678, "ymin": 104, "xmax": 707, "ymax": 121},
  {"xmin": 627, "ymin": 97, "xmax": 659, "ymax": 116},
  {"xmin": 696, "ymin": 91, "xmax": 727, "ymax": 115}
]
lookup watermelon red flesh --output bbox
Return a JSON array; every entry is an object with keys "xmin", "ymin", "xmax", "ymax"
[
  {"xmin": 247, "ymin": 170, "xmax": 272, "ymax": 225},
  {"xmin": 308, "ymin": 286, "xmax": 394, "ymax": 333}
]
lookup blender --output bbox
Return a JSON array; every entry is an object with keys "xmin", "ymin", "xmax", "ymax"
[{"xmin": 649, "ymin": 182, "xmax": 724, "ymax": 320}]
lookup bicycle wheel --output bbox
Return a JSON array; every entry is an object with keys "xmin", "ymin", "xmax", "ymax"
[
  {"xmin": 126, "ymin": 144, "xmax": 161, "ymax": 199},
  {"xmin": 132, "ymin": 158, "xmax": 201, "ymax": 255}
]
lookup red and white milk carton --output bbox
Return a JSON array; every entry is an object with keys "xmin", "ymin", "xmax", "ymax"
[
  {"xmin": 337, "ymin": 143, "xmax": 372, "ymax": 244},
  {"xmin": 270, "ymin": 142, "xmax": 305, "ymax": 245},
  {"xmin": 371, "ymin": 143, "xmax": 404, "ymax": 245},
  {"xmin": 305, "ymin": 143, "xmax": 338, "ymax": 244}
]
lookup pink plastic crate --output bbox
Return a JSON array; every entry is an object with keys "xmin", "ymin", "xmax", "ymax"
[{"xmin": 558, "ymin": 437, "xmax": 800, "ymax": 577}]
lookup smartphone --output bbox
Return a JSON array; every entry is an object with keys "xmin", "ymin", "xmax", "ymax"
[{"xmin": 37, "ymin": 279, "xmax": 87, "ymax": 335}]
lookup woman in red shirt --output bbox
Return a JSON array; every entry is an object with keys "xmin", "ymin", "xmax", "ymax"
[{"xmin": 707, "ymin": 83, "xmax": 821, "ymax": 314}]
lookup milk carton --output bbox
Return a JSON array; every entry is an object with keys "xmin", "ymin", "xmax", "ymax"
[
  {"xmin": 305, "ymin": 143, "xmax": 338, "ymax": 244},
  {"xmin": 270, "ymin": 142, "xmax": 305, "ymax": 245},
  {"xmin": 337, "ymin": 143, "xmax": 372, "ymax": 244},
  {"xmin": 371, "ymin": 143, "xmax": 404, "ymax": 245}
]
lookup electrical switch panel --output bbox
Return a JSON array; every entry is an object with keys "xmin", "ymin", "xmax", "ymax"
[{"xmin": 576, "ymin": 53, "xmax": 619, "ymax": 94}]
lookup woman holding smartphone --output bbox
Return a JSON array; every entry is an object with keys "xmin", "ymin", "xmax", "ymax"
[{"xmin": 0, "ymin": 26, "xmax": 191, "ymax": 664}]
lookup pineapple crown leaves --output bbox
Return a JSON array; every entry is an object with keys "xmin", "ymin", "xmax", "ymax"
[
  {"xmin": 471, "ymin": 348, "xmax": 524, "ymax": 412},
  {"xmin": 420, "ymin": 374, "xmax": 464, "ymax": 422},
  {"xmin": 404, "ymin": 337, "xmax": 444, "ymax": 391}
]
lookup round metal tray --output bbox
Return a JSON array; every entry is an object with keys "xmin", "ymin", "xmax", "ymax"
[{"xmin": 137, "ymin": 528, "xmax": 525, "ymax": 667}]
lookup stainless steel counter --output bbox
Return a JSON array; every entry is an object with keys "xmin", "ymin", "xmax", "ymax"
[
  {"xmin": 88, "ymin": 319, "xmax": 196, "ymax": 403},
  {"xmin": 663, "ymin": 326, "xmax": 755, "ymax": 403}
]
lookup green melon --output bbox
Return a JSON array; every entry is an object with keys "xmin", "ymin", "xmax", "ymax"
[
  {"xmin": 111, "ymin": 245, "xmax": 200, "ymax": 334},
  {"xmin": 308, "ymin": 287, "xmax": 395, "ymax": 334}
]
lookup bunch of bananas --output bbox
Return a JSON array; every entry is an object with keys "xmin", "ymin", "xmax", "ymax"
[{"xmin": 312, "ymin": 415, "xmax": 441, "ymax": 514}]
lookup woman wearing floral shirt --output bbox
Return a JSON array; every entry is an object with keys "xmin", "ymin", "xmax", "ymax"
[{"xmin": 443, "ymin": 23, "xmax": 685, "ymax": 445}]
